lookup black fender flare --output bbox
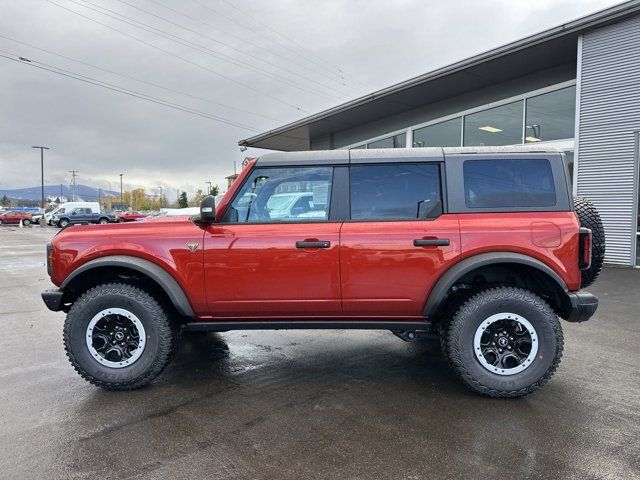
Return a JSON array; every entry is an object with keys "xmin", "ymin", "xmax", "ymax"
[
  {"xmin": 423, "ymin": 252, "xmax": 569, "ymax": 317},
  {"xmin": 61, "ymin": 255, "xmax": 195, "ymax": 317}
]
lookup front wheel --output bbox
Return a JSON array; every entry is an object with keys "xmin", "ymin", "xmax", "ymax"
[
  {"xmin": 58, "ymin": 218, "xmax": 69, "ymax": 228},
  {"xmin": 63, "ymin": 283, "xmax": 179, "ymax": 390},
  {"xmin": 441, "ymin": 287, "xmax": 563, "ymax": 398}
]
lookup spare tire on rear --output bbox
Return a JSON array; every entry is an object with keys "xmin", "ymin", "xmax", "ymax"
[{"xmin": 574, "ymin": 196, "xmax": 605, "ymax": 288}]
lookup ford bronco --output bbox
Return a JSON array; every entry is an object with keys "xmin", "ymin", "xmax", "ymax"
[{"xmin": 41, "ymin": 147, "xmax": 604, "ymax": 397}]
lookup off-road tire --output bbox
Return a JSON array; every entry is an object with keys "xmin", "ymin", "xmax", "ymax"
[
  {"xmin": 63, "ymin": 283, "xmax": 178, "ymax": 390},
  {"xmin": 442, "ymin": 287, "xmax": 563, "ymax": 398},
  {"xmin": 574, "ymin": 196, "xmax": 605, "ymax": 288}
]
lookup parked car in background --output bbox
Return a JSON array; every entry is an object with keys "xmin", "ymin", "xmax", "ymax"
[
  {"xmin": 52, "ymin": 207, "xmax": 115, "ymax": 228},
  {"xmin": 44, "ymin": 202, "xmax": 101, "ymax": 225},
  {"xmin": 139, "ymin": 207, "xmax": 200, "ymax": 220},
  {"xmin": 0, "ymin": 210, "xmax": 33, "ymax": 225},
  {"xmin": 116, "ymin": 211, "xmax": 149, "ymax": 222}
]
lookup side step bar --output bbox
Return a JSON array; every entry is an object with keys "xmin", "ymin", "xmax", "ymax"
[{"xmin": 185, "ymin": 320, "xmax": 432, "ymax": 332}]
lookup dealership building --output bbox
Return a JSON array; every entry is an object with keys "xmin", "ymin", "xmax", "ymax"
[{"xmin": 240, "ymin": 1, "xmax": 640, "ymax": 267}]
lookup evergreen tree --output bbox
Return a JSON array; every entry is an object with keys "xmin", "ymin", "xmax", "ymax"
[
  {"xmin": 178, "ymin": 191, "xmax": 188, "ymax": 208},
  {"xmin": 1, "ymin": 194, "xmax": 9, "ymax": 206}
]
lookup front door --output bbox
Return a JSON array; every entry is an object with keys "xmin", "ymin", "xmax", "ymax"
[
  {"xmin": 203, "ymin": 165, "xmax": 342, "ymax": 317},
  {"xmin": 340, "ymin": 162, "xmax": 461, "ymax": 316}
]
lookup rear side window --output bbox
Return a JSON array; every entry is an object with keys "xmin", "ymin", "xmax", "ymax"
[
  {"xmin": 463, "ymin": 159, "xmax": 556, "ymax": 208},
  {"xmin": 350, "ymin": 163, "xmax": 442, "ymax": 220}
]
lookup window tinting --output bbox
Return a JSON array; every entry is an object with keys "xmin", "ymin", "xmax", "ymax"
[
  {"xmin": 464, "ymin": 100, "xmax": 523, "ymax": 146},
  {"xmin": 463, "ymin": 159, "xmax": 556, "ymax": 208},
  {"xmin": 228, "ymin": 167, "xmax": 333, "ymax": 223},
  {"xmin": 413, "ymin": 117, "xmax": 462, "ymax": 147},
  {"xmin": 350, "ymin": 163, "xmax": 442, "ymax": 220},
  {"xmin": 367, "ymin": 133, "xmax": 406, "ymax": 149},
  {"xmin": 525, "ymin": 86, "xmax": 576, "ymax": 143}
]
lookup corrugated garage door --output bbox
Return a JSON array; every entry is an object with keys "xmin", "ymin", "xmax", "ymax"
[{"xmin": 577, "ymin": 15, "xmax": 640, "ymax": 266}]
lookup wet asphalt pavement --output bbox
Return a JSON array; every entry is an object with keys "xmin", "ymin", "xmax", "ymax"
[{"xmin": 0, "ymin": 226, "xmax": 639, "ymax": 480}]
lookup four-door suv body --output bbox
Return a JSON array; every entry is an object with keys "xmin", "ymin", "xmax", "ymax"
[{"xmin": 41, "ymin": 147, "xmax": 603, "ymax": 397}]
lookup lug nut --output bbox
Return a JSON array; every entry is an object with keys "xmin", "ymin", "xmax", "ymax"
[
  {"xmin": 492, "ymin": 342, "xmax": 496, "ymax": 346},
  {"xmin": 499, "ymin": 349, "xmax": 503, "ymax": 353},
  {"xmin": 508, "ymin": 346, "xmax": 512, "ymax": 350}
]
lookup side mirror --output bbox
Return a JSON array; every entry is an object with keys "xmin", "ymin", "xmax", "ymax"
[{"xmin": 199, "ymin": 195, "xmax": 216, "ymax": 224}]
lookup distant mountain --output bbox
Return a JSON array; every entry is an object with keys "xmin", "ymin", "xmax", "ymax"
[{"xmin": 0, "ymin": 184, "xmax": 119, "ymax": 202}]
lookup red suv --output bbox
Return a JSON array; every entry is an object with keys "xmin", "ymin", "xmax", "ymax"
[{"xmin": 42, "ymin": 148, "xmax": 604, "ymax": 397}]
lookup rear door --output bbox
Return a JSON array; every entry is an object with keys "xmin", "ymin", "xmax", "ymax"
[{"xmin": 340, "ymin": 154, "xmax": 461, "ymax": 317}]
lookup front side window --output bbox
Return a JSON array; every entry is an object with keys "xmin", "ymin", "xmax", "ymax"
[
  {"xmin": 227, "ymin": 167, "xmax": 333, "ymax": 223},
  {"xmin": 463, "ymin": 159, "xmax": 556, "ymax": 208},
  {"xmin": 350, "ymin": 163, "xmax": 442, "ymax": 220}
]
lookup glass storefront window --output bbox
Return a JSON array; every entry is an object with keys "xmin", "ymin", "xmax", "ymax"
[
  {"xmin": 525, "ymin": 86, "xmax": 576, "ymax": 143},
  {"xmin": 464, "ymin": 100, "xmax": 523, "ymax": 146},
  {"xmin": 413, "ymin": 117, "xmax": 462, "ymax": 147},
  {"xmin": 368, "ymin": 133, "xmax": 406, "ymax": 149}
]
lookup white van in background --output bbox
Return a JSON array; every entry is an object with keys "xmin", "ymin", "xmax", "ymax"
[{"xmin": 40, "ymin": 202, "xmax": 100, "ymax": 225}]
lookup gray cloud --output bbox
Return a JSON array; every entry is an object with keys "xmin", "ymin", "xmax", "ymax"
[{"xmin": 0, "ymin": 0, "xmax": 620, "ymax": 199}]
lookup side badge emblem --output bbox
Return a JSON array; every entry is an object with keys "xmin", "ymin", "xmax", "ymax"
[{"xmin": 187, "ymin": 242, "xmax": 200, "ymax": 253}]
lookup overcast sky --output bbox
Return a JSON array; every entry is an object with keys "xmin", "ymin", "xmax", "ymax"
[{"xmin": 0, "ymin": 0, "xmax": 622, "ymax": 199}]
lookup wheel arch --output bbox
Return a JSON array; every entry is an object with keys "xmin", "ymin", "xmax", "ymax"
[
  {"xmin": 424, "ymin": 252, "xmax": 569, "ymax": 319},
  {"xmin": 61, "ymin": 255, "xmax": 195, "ymax": 317}
]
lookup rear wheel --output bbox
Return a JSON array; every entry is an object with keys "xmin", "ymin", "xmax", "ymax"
[
  {"xmin": 442, "ymin": 287, "xmax": 563, "ymax": 398},
  {"xmin": 63, "ymin": 283, "xmax": 179, "ymax": 390},
  {"xmin": 22, "ymin": 218, "xmax": 31, "ymax": 226},
  {"xmin": 98, "ymin": 217, "xmax": 109, "ymax": 224},
  {"xmin": 117, "ymin": 217, "xmax": 125, "ymax": 223}
]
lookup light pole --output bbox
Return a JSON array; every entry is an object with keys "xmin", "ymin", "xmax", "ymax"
[
  {"xmin": 205, "ymin": 181, "xmax": 212, "ymax": 195},
  {"xmin": 69, "ymin": 170, "xmax": 78, "ymax": 201},
  {"xmin": 32, "ymin": 146, "xmax": 49, "ymax": 209},
  {"xmin": 157, "ymin": 186, "xmax": 163, "ymax": 209},
  {"xmin": 119, "ymin": 173, "xmax": 124, "ymax": 207}
]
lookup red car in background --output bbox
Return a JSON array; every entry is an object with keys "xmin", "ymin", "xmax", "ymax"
[
  {"xmin": 115, "ymin": 211, "xmax": 149, "ymax": 223},
  {"xmin": 0, "ymin": 210, "xmax": 33, "ymax": 225}
]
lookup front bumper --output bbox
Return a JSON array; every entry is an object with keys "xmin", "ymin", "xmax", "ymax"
[
  {"xmin": 564, "ymin": 291, "xmax": 598, "ymax": 323},
  {"xmin": 41, "ymin": 289, "xmax": 64, "ymax": 312}
]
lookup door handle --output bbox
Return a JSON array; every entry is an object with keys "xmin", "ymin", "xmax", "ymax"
[
  {"xmin": 296, "ymin": 240, "xmax": 330, "ymax": 248},
  {"xmin": 413, "ymin": 238, "xmax": 450, "ymax": 247}
]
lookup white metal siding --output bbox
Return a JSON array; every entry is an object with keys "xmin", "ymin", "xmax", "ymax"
[{"xmin": 577, "ymin": 15, "xmax": 640, "ymax": 265}]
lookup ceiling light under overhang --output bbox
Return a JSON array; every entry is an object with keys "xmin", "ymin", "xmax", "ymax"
[
  {"xmin": 526, "ymin": 136, "xmax": 542, "ymax": 142},
  {"xmin": 479, "ymin": 125, "xmax": 503, "ymax": 133}
]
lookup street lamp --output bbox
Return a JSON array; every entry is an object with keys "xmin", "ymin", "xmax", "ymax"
[
  {"xmin": 32, "ymin": 146, "xmax": 50, "ymax": 209},
  {"xmin": 157, "ymin": 186, "xmax": 163, "ymax": 209},
  {"xmin": 205, "ymin": 181, "xmax": 212, "ymax": 195}
]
